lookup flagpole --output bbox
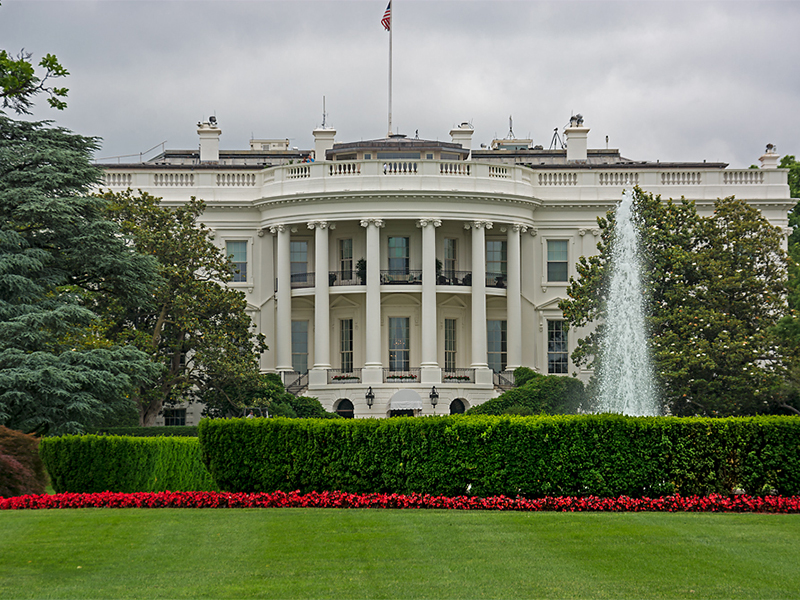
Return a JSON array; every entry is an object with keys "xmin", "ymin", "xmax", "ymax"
[{"xmin": 388, "ymin": 2, "xmax": 392, "ymax": 137}]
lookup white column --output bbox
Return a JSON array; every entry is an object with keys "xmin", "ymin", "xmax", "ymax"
[
  {"xmin": 271, "ymin": 224, "xmax": 292, "ymax": 372},
  {"xmin": 506, "ymin": 224, "xmax": 525, "ymax": 371},
  {"xmin": 309, "ymin": 221, "xmax": 331, "ymax": 384},
  {"xmin": 418, "ymin": 218, "xmax": 442, "ymax": 384},
  {"xmin": 361, "ymin": 218, "xmax": 384, "ymax": 384},
  {"xmin": 468, "ymin": 220, "xmax": 491, "ymax": 376}
]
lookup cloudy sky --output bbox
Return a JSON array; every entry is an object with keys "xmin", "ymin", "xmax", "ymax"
[{"xmin": 2, "ymin": 0, "xmax": 797, "ymax": 167}]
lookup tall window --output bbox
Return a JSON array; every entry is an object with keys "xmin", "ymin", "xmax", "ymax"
[
  {"xmin": 444, "ymin": 318, "xmax": 457, "ymax": 371},
  {"xmin": 486, "ymin": 240, "xmax": 507, "ymax": 277},
  {"xmin": 548, "ymin": 320, "xmax": 568, "ymax": 374},
  {"xmin": 339, "ymin": 238, "xmax": 353, "ymax": 279},
  {"xmin": 547, "ymin": 240, "xmax": 569, "ymax": 282},
  {"xmin": 340, "ymin": 319, "xmax": 353, "ymax": 373},
  {"xmin": 290, "ymin": 240, "xmax": 308, "ymax": 284},
  {"xmin": 226, "ymin": 240, "xmax": 247, "ymax": 282},
  {"xmin": 487, "ymin": 320, "xmax": 507, "ymax": 373},
  {"xmin": 388, "ymin": 237, "xmax": 410, "ymax": 274},
  {"xmin": 291, "ymin": 320, "xmax": 308, "ymax": 374},
  {"xmin": 388, "ymin": 317, "xmax": 410, "ymax": 371},
  {"xmin": 444, "ymin": 238, "xmax": 457, "ymax": 279}
]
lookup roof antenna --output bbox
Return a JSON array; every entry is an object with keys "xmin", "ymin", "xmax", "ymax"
[
  {"xmin": 322, "ymin": 95, "xmax": 327, "ymax": 128},
  {"xmin": 507, "ymin": 115, "xmax": 515, "ymax": 139},
  {"xmin": 549, "ymin": 127, "xmax": 565, "ymax": 150}
]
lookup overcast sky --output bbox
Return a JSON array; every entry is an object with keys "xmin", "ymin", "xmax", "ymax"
[{"xmin": 2, "ymin": 0, "xmax": 798, "ymax": 167}]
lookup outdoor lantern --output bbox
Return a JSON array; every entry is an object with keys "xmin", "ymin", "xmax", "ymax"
[
  {"xmin": 365, "ymin": 386, "xmax": 375, "ymax": 408},
  {"xmin": 429, "ymin": 386, "xmax": 439, "ymax": 406}
]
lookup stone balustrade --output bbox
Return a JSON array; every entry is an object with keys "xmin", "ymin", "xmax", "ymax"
[{"xmin": 99, "ymin": 159, "xmax": 790, "ymax": 204}]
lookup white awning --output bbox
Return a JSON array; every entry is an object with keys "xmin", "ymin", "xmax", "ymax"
[{"xmin": 389, "ymin": 389, "xmax": 423, "ymax": 410}]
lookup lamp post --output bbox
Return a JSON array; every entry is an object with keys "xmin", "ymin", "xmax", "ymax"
[
  {"xmin": 366, "ymin": 386, "xmax": 375, "ymax": 409},
  {"xmin": 430, "ymin": 386, "xmax": 439, "ymax": 414}
]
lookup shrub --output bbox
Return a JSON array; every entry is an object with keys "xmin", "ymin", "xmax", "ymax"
[
  {"xmin": 199, "ymin": 415, "xmax": 800, "ymax": 498},
  {"xmin": 90, "ymin": 426, "xmax": 199, "ymax": 437},
  {"xmin": 468, "ymin": 375, "xmax": 586, "ymax": 415},
  {"xmin": 0, "ymin": 426, "xmax": 47, "ymax": 497},
  {"xmin": 513, "ymin": 366, "xmax": 542, "ymax": 387},
  {"xmin": 39, "ymin": 435, "xmax": 216, "ymax": 493}
]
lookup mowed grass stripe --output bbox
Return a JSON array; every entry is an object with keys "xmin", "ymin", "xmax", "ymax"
[{"xmin": 1, "ymin": 509, "xmax": 798, "ymax": 599}]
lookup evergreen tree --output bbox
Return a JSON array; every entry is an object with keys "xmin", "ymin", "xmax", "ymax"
[
  {"xmin": 0, "ymin": 117, "xmax": 161, "ymax": 434},
  {"xmin": 560, "ymin": 188, "xmax": 789, "ymax": 416}
]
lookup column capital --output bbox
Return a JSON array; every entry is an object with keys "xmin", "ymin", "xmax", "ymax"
[
  {"xmin": 360, "ymin": 218, "xmax": 385, "ymax": 228},
  {"xmin": 269, "ymin": 224, "xmax": 286, "ymax": 234},
  {"xmin": 464, "ymin": 220, "xmax": 493, "ymax": 230},
  {"xmin": 416, "ymin": 218, "xmax": 442, "ymax": 228},
  {"xmin": 512, "ymin": 223, "xmax": 528, "ymax": 233},
  {"xmin": 307, "ymin": 220, "xmax": 330, "ymax": 230},
  {"xmin": 529, "ymin": 227, "xmax": 539, "ymax": 237}
]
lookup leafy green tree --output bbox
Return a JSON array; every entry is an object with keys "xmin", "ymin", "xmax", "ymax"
[
  {"xmin": 0, "ymin": 48, "xmax": 68, "ymax": 114},
  {"xmin": 560, "ymin": 188, "xmax": 789, "ymax": 416},
  {"xmin": 0, "ymin": 117, "xmax": 161, "ymax": 434},
  {"xmin": 97, "ymin": 190, "xmax": 268, "ymax": 426}
]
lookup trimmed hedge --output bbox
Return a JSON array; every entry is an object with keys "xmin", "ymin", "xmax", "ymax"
[
  {"xmin": 40, "ymin": 435, "xmax": 216, "ymax": 493},
  {"xmin": 199, "ymin": 415, "xmax": 800, "ymax": 497},
  {"xmin": 89, "ymin": 426, "xmax": 199, "ymax": 437}
]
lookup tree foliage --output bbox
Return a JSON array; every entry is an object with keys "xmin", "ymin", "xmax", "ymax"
[
  {"xmin": 0, "ymin": 49, "xmax": 68, "ymax": 114},
  {"xmin": 560, "ymin": 188, "xmax": 789, "ymax": 417},
  {"xmin": 97, "ymin": 190, "xmax": 268, "ymax": 426},
  {"xmin": 0, "ymin": 117, "xmax": 161, "ymax": 434}
]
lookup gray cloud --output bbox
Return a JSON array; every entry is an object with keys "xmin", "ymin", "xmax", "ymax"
[{"xmin": 2, "ymin": 0, "xmax": 798, "ymax": 168}]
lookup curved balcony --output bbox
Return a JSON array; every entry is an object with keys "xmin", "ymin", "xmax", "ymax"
[{"xmin": 284, "ymin": 270, "xmax": 508, "ymax": 291}]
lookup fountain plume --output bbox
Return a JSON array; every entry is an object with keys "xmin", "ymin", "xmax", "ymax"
[{"xmin": 596, "ymin": 191, "xmax": 659, "ymax": 416}]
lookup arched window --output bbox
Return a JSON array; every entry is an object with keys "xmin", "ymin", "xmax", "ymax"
[
  {"xmin": 449, "ymin": 398, "xmax": 466, "ymax": 415},
  {"xmin": 335, "ymin": 398, "xmax": 354, "ymax": 419}
]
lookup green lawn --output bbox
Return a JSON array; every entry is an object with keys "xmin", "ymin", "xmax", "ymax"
[{"xmin": 1, "ymin": 508, "xmax": 798, "ymax": 599}]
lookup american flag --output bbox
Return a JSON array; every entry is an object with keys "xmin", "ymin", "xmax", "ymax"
[{"xmin": 381, "ymin": 1, "xmax": 391, "ymax": 31}]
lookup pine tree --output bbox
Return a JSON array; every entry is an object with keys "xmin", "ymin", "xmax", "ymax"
[{"xmin": 0, "ymin": 117, "xmax": 161, "ymax": 434}]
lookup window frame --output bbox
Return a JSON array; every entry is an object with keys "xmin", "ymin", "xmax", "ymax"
[
  {"xmin": 487, "ymin": 319, "xmax": 507, "ymax": 373},
  {"xmin": 223, "ymin": 237, "xmax": 253, "ymax": 285},
  {"xmin": 388, "ymin": 316, "xmax": 410, "ymax": 372},
  {"xmin": 547, "ymin": 319, "xmax": 569, "ymax": 374},
  {"xmin": 291, "ymin": 320, "xmax": 309, "ymax": 374},
  {"xmin": 486, "ymin": 239, "xmax": 507, "ymax": 278}
]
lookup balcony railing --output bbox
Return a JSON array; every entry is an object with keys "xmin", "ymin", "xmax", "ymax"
[
  {"xmin": 493, "ymin": 371, "xmax": 515, "ymax": 390},
  {"xmin": 380, "ymin": 270, "xmax": 422, "ymax": 284},
  {"xmin": 285, "ymin": 270, "xmax": 509, "ymax": 290},
  {"xmin": 290, "ymin": 272, "xmax": 314, "ymax": 289},
  {"xmin": 437, "ymin": 271, "xmax": 472, "ymax": 286},
  {"xmin": 486, "ymin": 272, "xmax": 506, "ymax": 288},
  {"xmin": 329, "ymin": 270, "xmax": 363, "ymax": 286},
  {"xmin": 383, "ymin": 368, "xmax": 421, "ymax": 383},
  {"xmin": 327, "ymin": 368, "xmax": 362, "ymax": 384},
  {"xmin": 442, "ymin": 368, "xmax": 475, "ymax": 384}
]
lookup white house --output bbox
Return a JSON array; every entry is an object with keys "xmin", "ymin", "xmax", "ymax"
[{"xmin": 101, "ymin": 116, "xmax": 794, "ymax": 424}]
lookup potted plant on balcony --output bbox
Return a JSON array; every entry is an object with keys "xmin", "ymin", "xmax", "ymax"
[
  {"xmin": 386, "ymin": 373, "xmax": 418, "ymax": 383},
  {"xmin": 356, "ymin": 258, "xmax": 366, "ymax": 285},
  {"xmin": 331, "ymin": 373, "xmax": 359, "ymax": 382},
  {"xmin": 443, "ymin": 374, "xmax": 471, "ymax": 382}
]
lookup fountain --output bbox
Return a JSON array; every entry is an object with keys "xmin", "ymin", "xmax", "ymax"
[{"xmin": 596, "ymin": 190, "xmax": 660, "ymax": 416}]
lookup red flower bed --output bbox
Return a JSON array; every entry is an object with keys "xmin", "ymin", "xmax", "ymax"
[{"xmin": 2, "ymin": 490, "xmax": 800, "ymax": 513}]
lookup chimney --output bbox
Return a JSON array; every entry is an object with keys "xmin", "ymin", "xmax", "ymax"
[
  {"xmin": 759, "ymin": 143, "xmax": 779, "ymax": 169},
  {"xmin": 197, "ymin": 117, "xmax": 221, "ymax": 162},
  {"xmin": 312, "ymin": 126, "xmax": 336, "ymax": 162},
  {"xmin": 565, "ymin": 114, "xmax": 589, "ymax": 162},
  {"xmin": 450, "ymin": 122, "xmax": 474, "ymax": 150}
]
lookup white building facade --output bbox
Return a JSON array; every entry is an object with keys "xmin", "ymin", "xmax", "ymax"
[{"xmin": 102, "ymin": 118, "xmax": 794, "ymax": 423}]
